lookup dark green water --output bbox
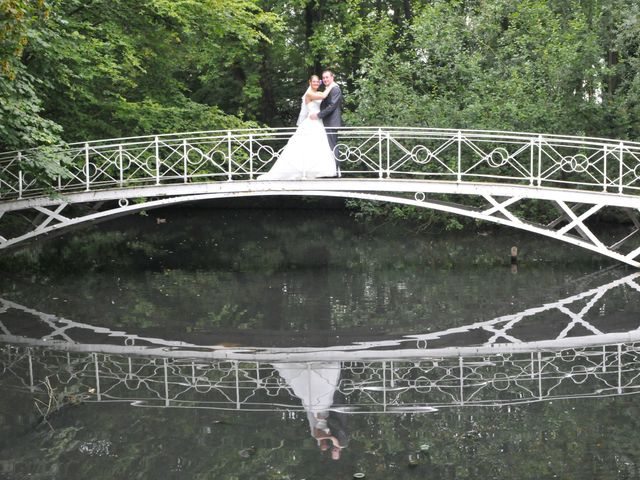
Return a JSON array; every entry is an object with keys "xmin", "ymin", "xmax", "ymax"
[{"xmin": 1, "ymin": 205, "xmax": 640, "ymax": 479}]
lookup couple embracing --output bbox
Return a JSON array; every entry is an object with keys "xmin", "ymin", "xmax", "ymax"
[{"xmin": 258, "ymin": 70, "xmax": 343, "ymax": 180}]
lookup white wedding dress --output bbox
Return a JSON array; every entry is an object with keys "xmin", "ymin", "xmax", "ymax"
[
  {"xmin": 258, "ymin": 99, "xmax": 337, "ymax": 180},
  {"xmin": 273, "ymin": 361, "xmax": 341, "ymax": 437}
]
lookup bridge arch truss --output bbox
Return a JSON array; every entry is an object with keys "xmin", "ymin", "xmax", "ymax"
[{"xmin": 2, "ymin": 127, "xmax": 640, "ymax": 265}]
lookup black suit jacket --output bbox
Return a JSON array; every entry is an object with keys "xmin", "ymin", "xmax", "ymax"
[{"xmin": 318, "ymin": 84, "xmax": 343, "ymax": 128}]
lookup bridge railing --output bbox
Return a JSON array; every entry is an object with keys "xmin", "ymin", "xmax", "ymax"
[
  {"xmin": 3, "ymin": 342, "xmax": 640, "ymax": 412},
  {"xmin": 2, "ymin": 127, "xmax": 640, "ymax": 200}
]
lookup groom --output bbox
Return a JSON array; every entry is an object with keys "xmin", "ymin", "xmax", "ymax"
[{"xmin": 310, "ymin": 69, "xmax": 343, "ymax": 173}]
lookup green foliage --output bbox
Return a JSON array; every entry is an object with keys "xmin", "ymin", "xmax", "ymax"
[{"xmin": 3, "ymin": 0, "xmax": 640, "ymax": 224}]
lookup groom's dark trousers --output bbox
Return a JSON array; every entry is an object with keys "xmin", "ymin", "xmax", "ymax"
[{"xmin": 318, "ymin": 84, "xmax": 343, "ymax": 171}]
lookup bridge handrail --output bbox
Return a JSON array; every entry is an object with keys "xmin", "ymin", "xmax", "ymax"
[
  {"xmin": 2, "ymin": 126, "xmax": 640, "ymax": 156},
  {"xmin": 3, "ymin": 127, "xmax": 640, "ymax": 157},
  {"xmin": 2, "ymin": 127, "xmax": 640, "ymax": 200}
]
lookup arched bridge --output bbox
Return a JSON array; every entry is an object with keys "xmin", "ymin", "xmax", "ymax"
[{"xmin": 2, "ymin": 127, "xmax": 640, "ymax": 265}]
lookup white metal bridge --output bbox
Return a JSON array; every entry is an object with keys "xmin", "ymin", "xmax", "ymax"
[
  {"xmin": 2, "ymin": 127, "xmax": 640, "ymax": 265},
  {"xmin": 2, "ymin": 269, "xmax": 640, "ymax": 412}
]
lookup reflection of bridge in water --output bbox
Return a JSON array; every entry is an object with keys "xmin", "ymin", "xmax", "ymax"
[
  {"xmin": 1, "ymin": 271, "xmax": 640, "ymax": 359},
  {"xmin": 2, "ymin": 270, "xmax": 640, "ymax": 413},
  {"xmin": 2, "ymin": 342, "xmax": 640, "ymax": 413},
  {"xmin": 3, "ymin": 128, "xmax": 640, "ymax": 265}
]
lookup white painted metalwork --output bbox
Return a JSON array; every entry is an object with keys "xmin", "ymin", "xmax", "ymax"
[
  {"xmin": 3, "ymin": 342, "xmax": 640, "ymax": 413},
  {"xmin": 2, "ymin": 127, "xmax": 640, "ymax": 264},
  {"xmin": 1, "ymin": 270, "xmax": 639, "ymax": 361},
  {"xmin": 2, "ymin": 270, "xmax": 640, "ymax": 412}
]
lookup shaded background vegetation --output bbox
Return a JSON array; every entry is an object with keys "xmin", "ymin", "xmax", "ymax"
[{"xmin": 2, "ymin": 0, "xmax": 640, "ymax": 153}]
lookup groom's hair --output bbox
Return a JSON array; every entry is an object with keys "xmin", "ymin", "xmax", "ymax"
[{"xmin": 322, "ymin": 69, "xmax": 334, "ymax": 77}]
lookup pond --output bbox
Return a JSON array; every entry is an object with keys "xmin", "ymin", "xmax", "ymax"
[{"xmin": 1, "ymin": 202, "xmax": 640, "ymax": 479}]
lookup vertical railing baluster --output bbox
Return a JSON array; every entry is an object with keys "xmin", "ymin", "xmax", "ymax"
[
  {"xmin": 235, "ymin": 361, "xmax": 241, "ymax": 410},
  {"xmin": 118, "ymin": 144, "xmax": 124, "ymax": 187},
  {"xmin": 459, "ymin": 356, "xmax": 464, "ymax": 405},
  {"xmin": 164, "ymin": 358, "xmax": 169, "ymax": 407},
  {"xmin": 386, "ymin": 131, "xmax": 391, "ymax": 178},
  {"xmin": 93, "ymin": 353, "xmax": 101, "ymax": 401},
  {"xmin": 529, "ymin": 139, "xmax": 534, "ymax": 186},
  {"xmin": 617, "ymin": 343, "xmax": 623, "ymax": 394},
  {"xmin": 85, "ymin": 143, "xmax": 90, "ymax": 191},
  {"xmin": 390, "ymin": 361, "xmax": 395, "ymax": 388},
  {"xmin": 249, "ymin": 134, "xmax": 254, "ymax": 180},
  {"xmin": 155, "ymin": 136, "xmax": 160, "ymax": 185},
  {"xmin": 27, "ymin": 348, "xmax": 34, "ymax": 392},
  {"xmin": 619, "ymin": 142, "xmax": 624, "ymax": 194},
  {"xmin": 227, "ymin": 130, "xmax": 233, "ymax": 181},
  {"xmin": 457, "ymin": 131, "xmax": 462, "ymax": 182},
  {"xmin": 57, "ymin": 151, "xmax": 62, "ymax": 191},
  {"xmin": 17, "ymin": 151, "xmax": 23, "ymax": 199},
  {"xmin": 183, "ymin": 139, "xmax": 188, "ymax": 184},
  {"xmin": 382, "ymin": 360, "xmax": 387, "ymax": 412},
  {"xmin": 537, "ymin": 135, "xmax": 543, "ymax": 187},
  {"xmin": 530, "ymin": 352, "xmax": 535, "ymax": 379},
  {"xmin": 603, "ymin": 145, "xmax": 608, "ymax": 192},
  {"xmin": 537, "ymin": 351, "xmax": 543, "ymax": 400},
  {"xmin": 377, "ymin": 128, "xmax": 383, "ymax": 178}
]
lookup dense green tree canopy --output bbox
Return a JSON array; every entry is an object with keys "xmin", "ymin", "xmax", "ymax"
[{"xmin": 1, "ymin": 0, "xmax": 639, "ymax": 150}]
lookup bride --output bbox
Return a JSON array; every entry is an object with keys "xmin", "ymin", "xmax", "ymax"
[{"xmin": 258, "ymin": 75, "xmax": 337, "ymax": 180}]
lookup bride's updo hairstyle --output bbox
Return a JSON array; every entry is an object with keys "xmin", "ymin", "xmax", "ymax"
[{"xmin": 308, "ymin": 74, "xmax": 320, "ymax": 83}]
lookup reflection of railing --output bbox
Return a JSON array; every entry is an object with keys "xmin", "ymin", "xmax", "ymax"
[
  {"xmin": 3, "ymin": 128, "xmax": 640, "ymax": 199},
  {"xmin": 1, "ymin": 270, "xmax": 640, "ymax": 360},
  {"xmin": 2, "ymin": 343, "xmax": 640, "ymax": 413}
]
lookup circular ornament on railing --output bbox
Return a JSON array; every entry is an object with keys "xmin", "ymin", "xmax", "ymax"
[
  {"xmin": 263, "ymin": 376, "xmax": 284, "ymax": 396},
  {"xmin": 118, "ymin": 198, "xmax": 129, "ymax": 208},
  {"xmin": 120, "ymin": 152, "xmax": 133, "ymax": 171},
  {"xmin": 492, "ymin": 372, "xmax": 511, "ymax": 391},
  {"xmin": 411, "ymin": 145, "xmax": 432, "ymax": 165},
  {"xmin": 559, "ymin": 154, "xmax": 589, "ymax": 173},
  {"xmin": 204, "ymin": 148, "xmax": 227, "ymax": 166},
  {"xmin": 344, "ymin": 361, "xmax": 366, "ymax": 375},
  {"xmin": 82, "ymin": 162, "xmax": 97, "ymax": 178},
  {"xmin": 123, "ymin": 377, "xmax": 143, "ymax": 390},
  {"xmin": 414, "ymin": 376, "xmax": 433, "ymax": 393},
  {"xmin": 485, "ymin": 148, "xmax": 509, "ymax": 168},
  {"xmin": 633, "ymin": 163, "xmax": 640, "ymax": 180},
  {"xmin": 335, "ymin": 144, "xmax": 361, "ymax": 163},
  {"xmin": 144, "ymin": 156, "xmax": 156, "ymax": 172},
  {"xmin": 194, "ymin": 376, "xmax": 213, "ymax": 393},
  {"xmin": 338, "ymin": 378, "xmax": 356, "ymax": 395},
  {"xmin": 558, "ymin": 349, "xmax": 580, "ymax": 363},
  {"xmin": 568, "ymin": 364, "xmax": 590, "ymax": 384},
  {"xmin": 414, "ymin": 192, "xmax": 426, "ymax": 203},
  {"xmin": 184, "ymin": 147, "xmax": 205, "ymax": 165},
  {"xmin": 255, "ymin": 145, "xmax": 279, "ymax": 164}
]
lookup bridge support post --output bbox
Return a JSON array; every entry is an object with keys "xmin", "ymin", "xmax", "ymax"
[
  {"xmin": 155, "ymin": 136, "xmax": 160, "ymax": 185},
  {"xmin": 529, "ymin": 139, "xmax": 534, "ymax": 186},
  {"xmin": 249, "ymin": 134, "xmax": 254, "ymax": 180},
  {"xmin": 537, "ymin": 135, "xmax": 543, "ymax": 187},
  {"xmin": 118, "ymin": 145, "xmax": 124, "ymax": 187},
  {"xmin": 603, "ymin": 145, "xmax": 608, "ymax": 192},
  {"xmin": 619, "ymin": 142, "xmax": 624, "ymax": 194},
  {"xmin": 227, "ymin": 130, "xmax": 233, "ymax": 181},
  {"xmin": 17, "ymin": 151, "xmax": 22, "ymax": 199},
  {"xmin": 183, "ymin": 139, "xmax": 188, "ymax": 184},
  {"xmin": 457, "ymin": 131, "xmax": 462, "ymax": 182},
  {"xmin": 85, "ymin": 143, "xmax": 90, "ymax": 191},
  {"xmin": 377, "ymin": 128, "xmax": 383, "ymax": 179}
]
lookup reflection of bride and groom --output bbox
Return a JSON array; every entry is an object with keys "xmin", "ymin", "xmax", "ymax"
[
  {"xmin": 273, "ymin": 361, "xmax": 349, "ymax": 460},
  {"xmin": 258, "ymin": 70, "xmax": 343, "ymax": 180}
]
